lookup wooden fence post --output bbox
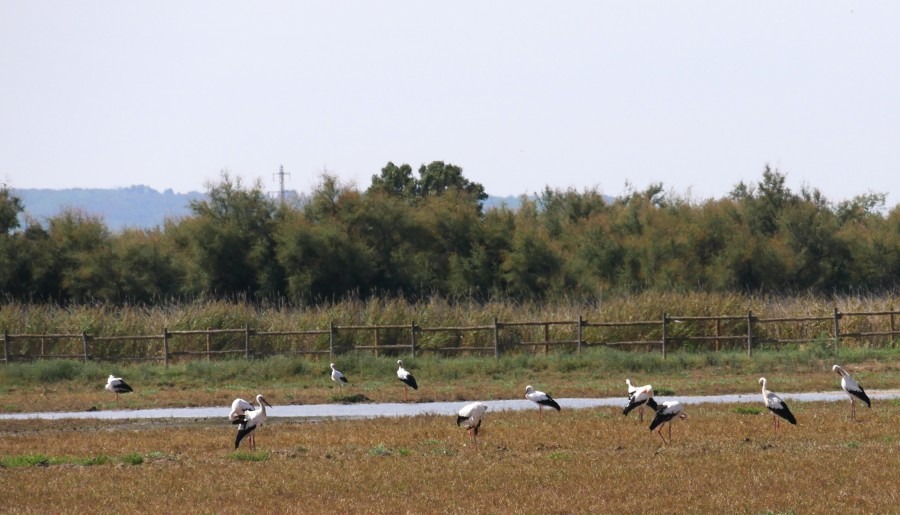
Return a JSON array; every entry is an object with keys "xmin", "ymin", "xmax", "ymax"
[
  {"xmin": 832, "ymin": 307, "xmax": 841, "ymax": 352},
  {"xmin": 661, "ymin": 313, "xmax": 668, "ymax": 360},
  {"xmin": 891, "ymin": 308, "xmax": 896, "ymax": 345},
  {"xmin": 329, "ymin": 321, "xmax": 335, "ymax": 361},
  {"xmin": 3, "ymin": 330, "xmax": 8, "ymax": 365},
  {"xmin": 163, "ymin": 327, "xmax": 170, "ymax": 367},
  {"xmin": 244, "ymin": 325, "xmax": 251, "ymax": 359},
  {"xmin": 206, "ymin": 328, "xmax": 211, "ymax": 362},
  {"xmin": 543, "ymin": 323, "xmax": 550, "ymax": 356},
  {"xmin": 82, "ymin": 331, "xmax": 90, "ymax": 362},
  {"xmin": 410, "ymin": 322, "xmax": 417, "ymax": 357},
  {"xmin": 374, "ymin": 327, "xmax": 380, "ymax": 358},
  {"xmin": 715, "ymin": 318, "xmax": 721, "ymax": 352},
  {"xmin": 493, "ymin": 317, "xmax": 500, "ymax": 359},
  {"xmin": 747, "ymin": 311, "xmax": 754, "ymax": 358},
  {"xmin": 577, "ymin": 315, "xmax": 583, "ymax": 355}
]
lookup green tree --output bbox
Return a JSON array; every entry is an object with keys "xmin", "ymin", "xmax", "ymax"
[
  {"xmin": 348, "ymin": 191, "xmax": 425, "ymax": 295},
  {"xmin": 417, "ymin": 161, "xmax": 487, "ymax": 203},
  {"xmin": 112, "ymin": 228, "xmax": 183, "ymax": 303},
  {"xmin": 46, "ymin": 209, "xmax": 116, "ymax": 302},
  {"xmin": 835, "ymin": 192, "xmax": 886, "ymax": 225},
  {"xmin": 730, "ymin": 165, "xmax": 797, "ymax": 237},
  {"xmin": 0, "ymin": 185, "xmax": 23, "ymax": 235},
  {"xmin": 779, "ymin": 193, "xmax": 850, "ymax": 291},
  {"xmin": 177, "ymin": 171, "xmax": 281, "ymax": 298},
  {"xmin": 367, "ymin": 162, "xmax": 417, "ymax": 199},
  {"xmin": 1, "ymin": 220, "xmax": 61, "ymax": 300},
  {"xmin": 501, "ymin": 201, "xmax": 563, "ymax": 299},
  {"xmin": 447, "ymin": 206, "xmax": 515, "ymax": 299},
  {"xmin": 0, "ymin": 186, "xmax": 25, "ymax": 296},
  {"xmin": 275, "ymin": 211, "xmax": 375, "ymax": 301},
  {"xmin": 538, "ymin": 186, "xmax": 609, "ymax": 238}
]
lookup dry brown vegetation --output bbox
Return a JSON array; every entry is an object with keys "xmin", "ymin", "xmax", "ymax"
[
  {"xmin": 3, "ymin": 293, "xmax": 900, "ymax": 359},
  {"xmin": 2, "ymin": 400, "xmax": 898, "ymax": 513}
]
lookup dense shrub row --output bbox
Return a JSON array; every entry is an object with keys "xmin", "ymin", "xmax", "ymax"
[{"xmin": 2, "ymin": 163, "xmax": 900, "ymax": 304}]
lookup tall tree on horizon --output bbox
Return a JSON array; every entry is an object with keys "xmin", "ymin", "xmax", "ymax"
[{"xmin": 176, "ymin": 171, "xmax": 282, "ymax": 298}]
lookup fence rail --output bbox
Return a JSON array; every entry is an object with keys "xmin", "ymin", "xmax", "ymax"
[{"xmin": 2, "ymin": 308, "xmax": 898, "ymax": 365}]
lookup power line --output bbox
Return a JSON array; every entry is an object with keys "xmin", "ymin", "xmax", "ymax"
[{"xmin": 273, "ymin": 164, "xmax": 291, "ymax": 205}]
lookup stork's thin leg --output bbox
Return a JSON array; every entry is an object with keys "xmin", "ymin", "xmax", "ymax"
[
  {"xmin": 851, "ymin": 398, "xmax": 856, "ymax": 420},
  {"xmin": 656, "ymin": 427, "xmax": 668, "ymax": 445},
  {"xmin": 639, "ymin": 406, "xmax": 643, "ymax": 422},
  {"xmin": 668, "ymin": 422, "xmax": 673, "ymax": 443}
]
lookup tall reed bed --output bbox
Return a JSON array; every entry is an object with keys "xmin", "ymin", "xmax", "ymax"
[{"xmin": 1, "ymin": 292, "xmax": 897, "ymax": 359}]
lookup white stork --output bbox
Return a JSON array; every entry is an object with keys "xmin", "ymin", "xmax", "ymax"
[
  {"xmin": 759, "ymin": 377, "xmax": 796, "ymax": 433},
  {"xmin": 833, "ymin": 364, "xmax": 871, "ymax": 419},
  {"xmin": 626, "ymin": 378, "xmax": 638, "ymax": 397},
  {"xmin": 330, "ymin": 363, "xmax": 349, "ymax": 389},
  {"xmin": 648, "ymin": 400, "xmax": 686, "ymax": 445},
  {"xmin": 457, "ymin": 402, "xmax": 488, "ymax": 451},
  {"xmin": 524, "ymin": 385, "xmax": 560, "ymax": 418},
  {"xmin": 623, "ymin": 380, "xmax": 656, "ymax": 422},
  {"xmin": 105, "ymin": 374, "xmax": 133, "ymax": 401},
  {"xmin": 396, "ymin": 360, "xmax": 418, "ymax": 401},
  {"xmin": 234, "ymin": 394, "xmax": 273, "ymax": 450},
  {"xmin": 228, "ymin": 397, "xmax": 255, "ymax": 427}
]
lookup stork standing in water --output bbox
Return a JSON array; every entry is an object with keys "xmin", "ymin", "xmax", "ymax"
[
  {"xmin": 524, "ymin": 385, "xmax": 561, "ymax": 418},
  {"xmin": 457, "ymin": 402, "xmax": 488, "ymax": 451},
  {"xmin": 234, "ymin": 394, "xmax": 273, "ymax": 450},
  {"xmin": 648, "ymin": 400, "xmax": 686, "ymax": 445},
  {"xmin": 396, "ymin": 360, "xmax": 418, "ymax": 401},
  {"xmin": 833, "ymin": 365, "xmax": 871, "ymax": 420},
  {"xmin": 105, "ymin": 375, "xmax": 133, "ymax": 401},
  {"xmin": 759, "ymin": 377, "xmax": 796, "ymax": 434},
  {"xmin": 623, "ymin": 379, "xmax": 656, "ymax": 422},
  {"xmin": 330, "ymin": 363, "xmax": 349, "ymax": 389}
]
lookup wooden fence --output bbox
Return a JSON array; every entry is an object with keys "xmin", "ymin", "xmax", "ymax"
[{"xmin": 2, "ymin": 309, "xmax": 898, "ymax": 365}]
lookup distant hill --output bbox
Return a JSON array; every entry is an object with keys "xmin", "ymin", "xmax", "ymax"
[
  {"xmin": 483, "ymin": 195, "xmax": 524, "ymax": 210},
  {"xmin": 13, "ymin": 186, "xmax": 528, "ymax": 231},
  {"xmin": 15, "ymin": 186, "xmax": 206, "ymax": 231}
]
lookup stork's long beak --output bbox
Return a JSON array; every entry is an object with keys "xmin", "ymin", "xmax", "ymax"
[{"xmin": 264, "ymin": 399, "xmax": 273, "ymax": 408}]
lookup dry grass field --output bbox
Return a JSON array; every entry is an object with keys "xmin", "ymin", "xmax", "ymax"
[{"xmin": 2, "ymin": 399, "xmax": 898, "ymax": 514}]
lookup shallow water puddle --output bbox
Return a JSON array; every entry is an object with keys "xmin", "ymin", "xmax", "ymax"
[{"xmin": 1, "ymin": 390, "xmax": 897, "ymax": 421}]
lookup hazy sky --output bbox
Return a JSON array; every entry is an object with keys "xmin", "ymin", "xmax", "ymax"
[{"xmin": 2, "ymin": 2, "xmax": 899, "ymax": 206}]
